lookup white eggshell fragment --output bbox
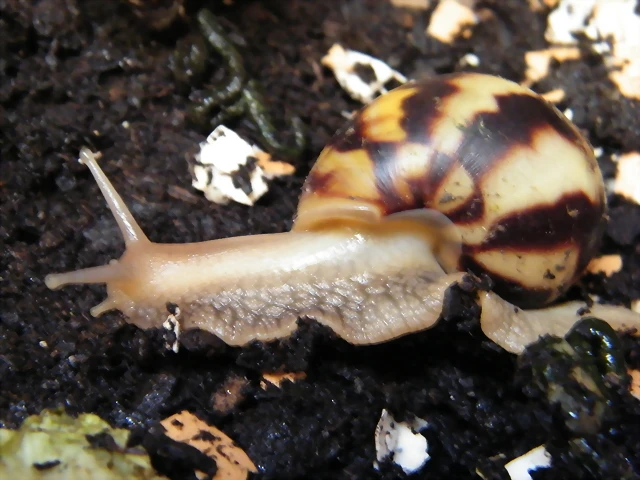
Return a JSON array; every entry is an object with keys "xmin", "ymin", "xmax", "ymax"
[
  {"xmin": 504, "ymin": 445, "xmax": 552, "ymax": 480},
  {"xmin": 322, "ymin": 44, "xmax": 407, "ymax": 104},
  {"xmin": 459, "ymin": 52, "xmax": 480, "ymax": 67},
  {"xmin": 427, "ymin": 0, "xmax": 477, "ymax": 44},
  {"xmin": 162, "ymin": 306, "xmax": 181, "ymax": 353},
  {"xmin": 613, "ymin": 151, "xmax": 640, "ymax": 205},
  {"xmin": 545, "ymin": 0, "xmax": 597, "ymax": 44},
  {"xmin": 374, "ymin": 409, "xmax": 430, "ymax": 474},
  {"xmin": 545, "ymin": 0, "xmax": 640, "ymax": 99},
  {"xmin": 523, "ymin": 47, "xmax": 581, "ymax": 85},
  {"xmin": 191, "ymin": 126, "xmax": 269, "ymax": 206}
]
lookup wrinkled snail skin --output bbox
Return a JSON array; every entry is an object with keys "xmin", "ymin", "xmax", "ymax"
[
  {"xmin": 44, "ymin": 73, "xmax": 640, "ymax": 354},
  {"xmin": 476, "ymin": 292, "xmax": 640, "ymax": 354}
]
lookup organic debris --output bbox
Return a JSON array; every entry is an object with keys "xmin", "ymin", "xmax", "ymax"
[
  {"xmin": 586, "ymin": 254, "xmax": 623, "ymax": 277},
  {"xmin": 426, "ymin": 0, "xmax": 477, "ymax": 43},
  {"xmin": 160, "ymin": 411, "xmax": 257, "ymax": 480},
  {"xmin": 374, "ymin": 409, "xmax": 430, "ymax": 474},
  {"xmin": 523, "ymin": 47, "xmax": 581, "ymax": 86},
  {"xmin": 545, "ymin": 0, "xmax": 640, "ymax": 99},
  {"xmin": 0, "ymin": 409, "xmax": 166, "ymax": 479},
  {"xmin": 504, "ymin": 445, "xmax": 552, "ymax": 480},
  {"xmin": 613, "ymin": 152, "xmax": 640, "ymax": 205},
  {"xmin": 191, "ymin": 126, "xmax": 294, "ymax": 206},
  {"xmin": 322, "ymin": 44, "xmax": 407, "ymax": 104},
  {"xmin": 260, "ymin": 372, "xmax": 307, "ymax": 389}
]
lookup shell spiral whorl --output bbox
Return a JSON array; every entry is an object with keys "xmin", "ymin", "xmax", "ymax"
[{"xmin": 297, "ymin": 73, "xmax": 607, "ymax": 308}]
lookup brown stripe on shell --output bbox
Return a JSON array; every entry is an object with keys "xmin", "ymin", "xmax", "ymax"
[
  {"xmin": 491, "ymin": 93, "xmax": 584, "ymax": 148},
  {"xmin": 450, "ymin": 93, "xmax": 589, "ymax": 181},
  {"xmin": 419, "ymin": 151, "xmax": 459, "ymax": 207},
  {"xmin": 329, "ymin": 122, "xmax": 366, "ymax": 152},
  {"xmin": 396, "ymin": 75, "xmax": 462, "ymax": 202},
  {"xmin": 399, "ymin": 79, "xmax": 461, "ymax": 144},
  {"xmin": 359, "ymin": 79, "xmax": 462, "ymax": 215},
  {"xmin": 328, "ymin": 83, "xmax": 422, "ymax": 154},
  {"xmin": 301, "ymin": 168, "xmax": 337, "ymax": 196},
  {"xmin": 367, "ymin": 141, "xmax": 423, "ymax": 214},
  {"xmin": 475, "ymin": 191, "xmax": 604, "ymax": 253},
  {"xmin": 459, "ymin": 191, "xmax": 606, "ymax": 307},
  {"xmin": 460, "ymin": 254, "xmax": 557, "ymax": 308},
  {"xmin": 442, "ymin": 189, "xmax": 485, "ymax": 224}
]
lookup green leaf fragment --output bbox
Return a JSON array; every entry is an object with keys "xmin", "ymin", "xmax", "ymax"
[{"xmin": 0, "ymin": 408, "xmax": 167, "ymax": 480}]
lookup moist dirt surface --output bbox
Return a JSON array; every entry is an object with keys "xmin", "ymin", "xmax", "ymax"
[{"xmin": 2, "ymin": 1, "xmax": 640, "ymax": 479}]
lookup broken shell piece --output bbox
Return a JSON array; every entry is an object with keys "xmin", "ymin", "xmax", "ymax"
[
  {"xmin": 162, "ymin": 305, "xmax": 181, "ymax": 353},
  {"xmin": 590, "ymin": 1, "xmax": 640, "ymax": 99},
  {"xmin": 390, "ymin": 0, "xmax": 430, "ymax": 9},
  {"xmin": 545, "ymin": 0, "xmax": 597, "ymax": 44},
  {"xmin": 321, "ymin": 44, "xmax": 408, "ymax": 104},
  {"xmin": 260, "ymin": 371, "xmax": 307, "ymax": 389},
  {"xmin": 613, "ymin": 152, "xmax": 640, "ymax": 205},
  {"xmin": 374, "ymin": 409, "xmax": 430, "ymax": 474},
  {"xmin": 586, "ymin": 255, "xmax": 623, "ymax": 277},
  {"xmin": 504, "ymin": 445, "xmax": 552, "ymax": 480},
  {"xmin": 539, "ymin": 88, "xmax": 566, "ymax": 103},
  {"xmin": 609, "ymin": 60, "xmax": 640, "ymax": 100},
  {"xmin": 528, "ymin": 0, "xmax": 560, "ymax": 11},
  {"xmin": 524, "ymin": 48, "xmax": 581, "ymax": 85},
  {"xmin": 427, "ymin": 0, "xmax": 478, "ymax": 44},
  {"xmin": 629, "ymin": 369, "xmax": 640, "ymax": 400},
  {"xmin": 458, "ymin": 52, "xmax": 481, "ymax": 67},
  {"xmin": 191, "ymin": 126, "xmax": 293, "ymax": 206},
  {"xmin": 589, "ymin": 0, "xmax": 640, "ymax": 58},
  {"xmin": 160, "ymin": 411, "xmax": 257, "ymax": 480},
  {"xmin": 544, "ymin": 0, "xmax": 640, "ymax": 99},
  {"xmin": 253, "ymin": 150, "xmax": 296, "ymax": 180}
]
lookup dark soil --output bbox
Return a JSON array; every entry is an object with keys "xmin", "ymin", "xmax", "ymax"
[{"xmin": 2, "ymin": 1, "xmax": 640, "ymax": 479}]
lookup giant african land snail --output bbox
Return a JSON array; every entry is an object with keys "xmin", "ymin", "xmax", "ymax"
[{"xmin": 45, "ymin": 73, "xmax": 640, "ymax": 354}]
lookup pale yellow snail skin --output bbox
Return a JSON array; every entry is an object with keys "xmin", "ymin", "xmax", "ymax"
[
  {"xmin": 45, "ymin": 74, "xmax": 640, "ymax": 354},
  {"xmin": 45, "ymin": 149, "xmax": 462, "ymax": 346}
]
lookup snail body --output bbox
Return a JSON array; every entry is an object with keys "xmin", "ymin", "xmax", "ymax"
[{"xmin": 45, "ymin": 73, "xmax": 640, "ymax": 353}]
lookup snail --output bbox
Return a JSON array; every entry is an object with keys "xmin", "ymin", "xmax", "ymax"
[{"xmin": 44, "ymin": 73, "xmax": 640, "ymax": 354}]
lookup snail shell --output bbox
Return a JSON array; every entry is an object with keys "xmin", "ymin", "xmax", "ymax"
[{"xmin": 296, "ymin": 72, "xmax": 606, "ymax": 308}]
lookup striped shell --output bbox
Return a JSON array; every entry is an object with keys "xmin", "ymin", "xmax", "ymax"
[{"xmin": 296, "ymin": 73, "xmax": 606, "ymax": 309}]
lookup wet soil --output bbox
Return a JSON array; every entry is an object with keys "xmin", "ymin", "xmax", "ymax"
[{"xmin": 2, "ymin": 0, "xmax": 640, "ymax": 479}]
